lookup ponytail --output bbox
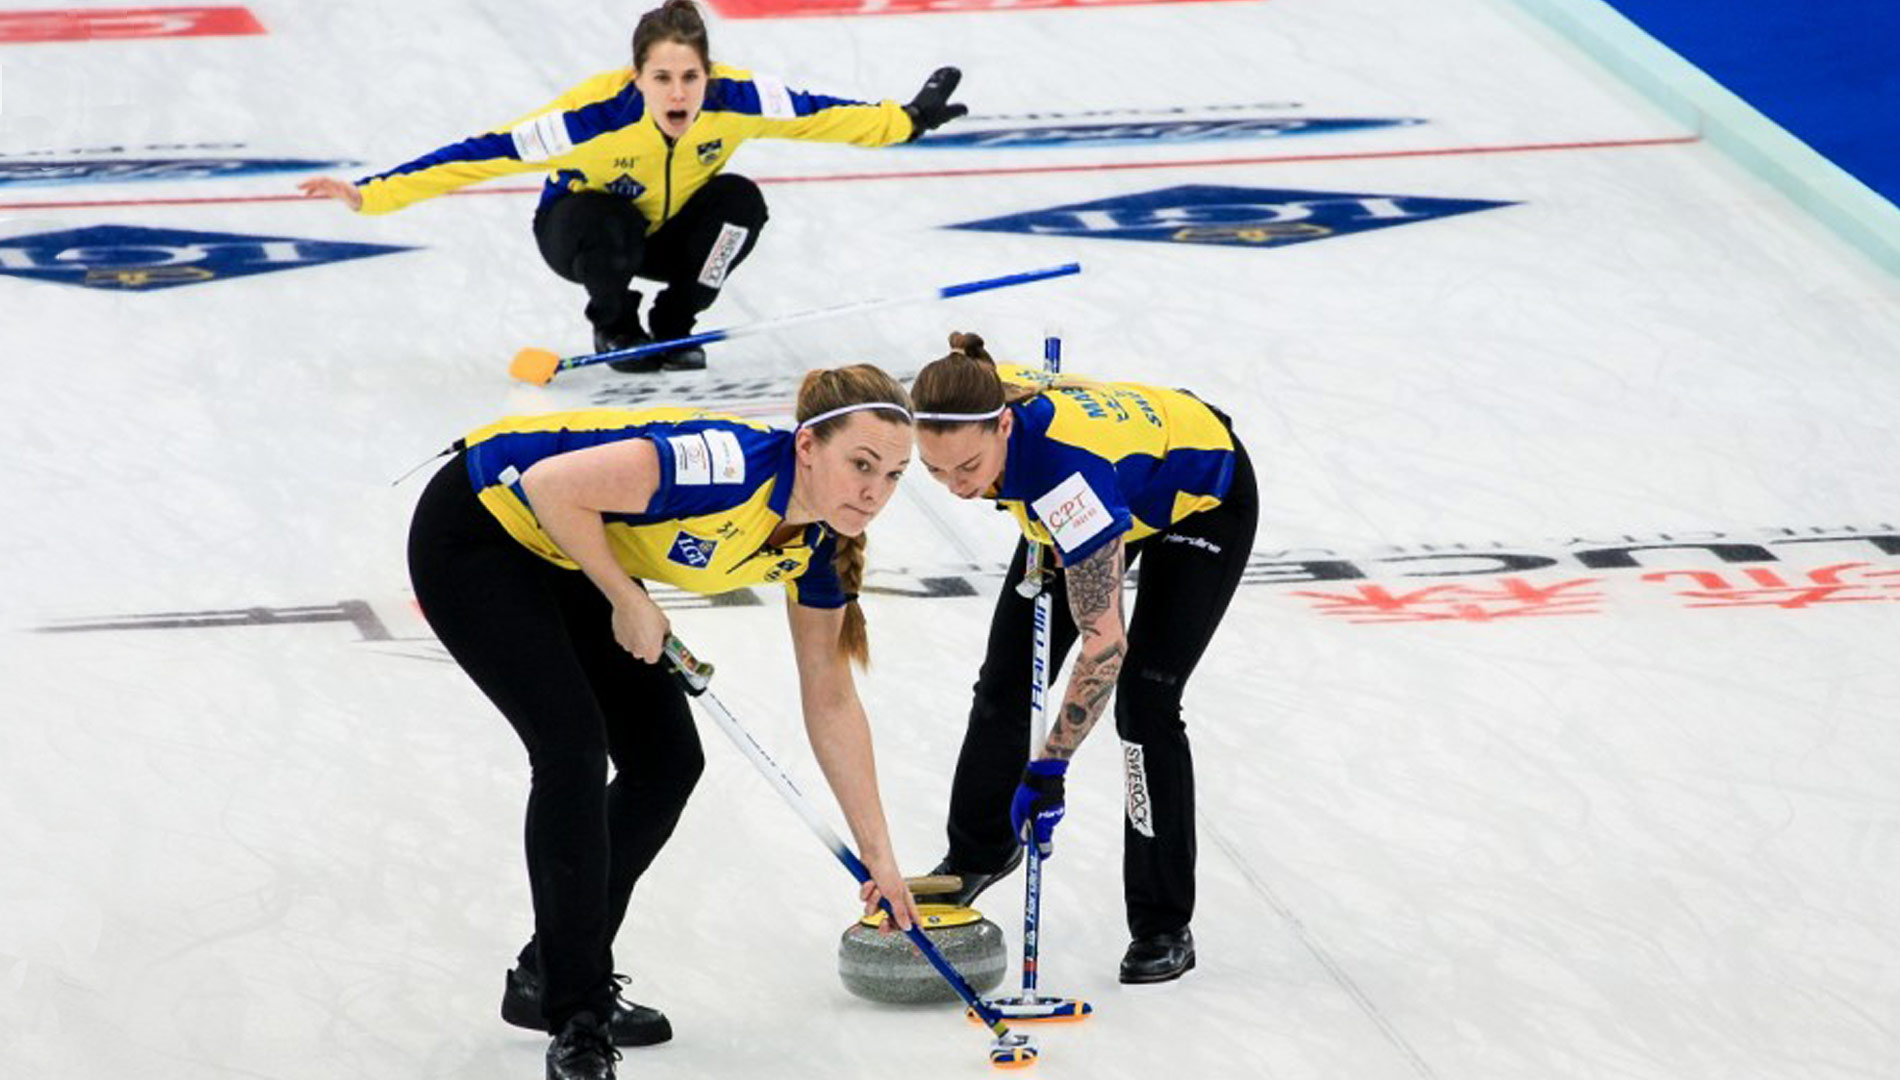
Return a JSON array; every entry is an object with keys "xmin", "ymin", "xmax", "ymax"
[
  {"xmin": 911, "ymin": 330, "xmax": 1046, "ymax": 435},
  {"xmin": 831, "ymin": 532, "xmax": 870, "ymax": 667}
]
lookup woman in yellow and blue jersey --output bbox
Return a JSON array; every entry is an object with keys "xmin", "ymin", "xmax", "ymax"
[
  {"xmin": 406, "ymin": 365, "xmax": 919, "ymax": 1080},
  {"xmin": 301, "ymin": 0, "xmax": 966, "ymax": 372},
  {"xmin": 908, "ymin": 332, "xmax": 1258, "ymax": 987}
]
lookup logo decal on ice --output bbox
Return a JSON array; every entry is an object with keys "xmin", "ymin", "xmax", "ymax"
[
  {"xmin": 1123, "ymin": 741, "xmax": 1154, "ymax": 838},
  {"xmin": 0, "ymin": 158, "xmax": 357, "ymax": 188},
  {"xmin": 668, "ymin": 532, "xmax": 719, "ymax": 569},
  {"xmin": 0, "ymin": 225, "xmax": 413, "ymax": 291},
  {"xmin": 950, "ymin": 184, "xmax": 1516, "ymax": 249},
  {"xmin": 914, "ymin": 116, "xmax": 1419, "ymax": 150}
]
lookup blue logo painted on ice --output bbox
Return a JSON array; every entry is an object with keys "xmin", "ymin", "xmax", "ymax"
[
  {"xmin": 949, "ymin": 185, "xmax": 1517, "ymax": 249},
  {"xmin": 668, "ymin": 532, "xmax": 719, "ymax": 569},
  {"xmin": 0, "ymin": 157, "xmax": 358, "ymax": 188},
  {"xmin": 914, "ymin": 117, "xmax": 1420, "ymax": 150},
  {"xmin": 0, "ymin": 225, "xmax": 414, "ymax": 290}
]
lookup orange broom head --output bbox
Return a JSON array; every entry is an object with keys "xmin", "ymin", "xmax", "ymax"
[{"xmin": 510, "ymin": 348, "xmax": 562, "ymax": 385}]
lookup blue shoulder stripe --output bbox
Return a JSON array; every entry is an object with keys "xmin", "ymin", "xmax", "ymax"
[
  {"xmin": 359, "ymin": 130, "xmax": 520, "ymax": 183},
  {"xmin": 704, "ymin": 76, "xmax": 870, "ymax": 117},
  {"xmin": 567, "ymin": 81, "xmax": 646, "ymax": 142}
]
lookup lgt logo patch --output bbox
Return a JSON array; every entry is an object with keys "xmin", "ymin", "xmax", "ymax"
[
  {"xmin": 668, "ymin": 532, "xmax": 719, "ymax": 569},
  {"xmin": 950, "ymin": 184, "xmax": 1516, "ymax": 249},
  {"xmin": 0, "ymin": 225, "xmax": 412, "ymax": 291},
  {"xmin": 605, "ymin": 174, "xmax": 647, "ymax": 199}
]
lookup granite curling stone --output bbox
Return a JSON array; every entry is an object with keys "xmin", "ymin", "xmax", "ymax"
[{"xmin": 838, "ymin": 903, "xmax": 1007, "ymax": 1004}]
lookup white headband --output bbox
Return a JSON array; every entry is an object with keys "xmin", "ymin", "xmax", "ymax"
[
  {"xmin": 796, "ymin": 401, "xmax": 913, "ymax": 430},
  {"xmin": 913, "ymin": 404, "xmax": 1008, "ymax": 423}
]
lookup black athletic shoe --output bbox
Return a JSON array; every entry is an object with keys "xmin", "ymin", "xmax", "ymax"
[
  {"xmin": 1119, "ymin": 927, "xmax": 1196, "ymax": 984},
  {"xmin": 927, "ymin": 845, "xmax": 1025, "ymax": 908},
  {"xmin": 503, "ymin": 965, "xmax": 673, "ymax": 1047},
  {"xmin": 655, "ymin": 345, "xmax": 706, "ymax": 371},
  {"xmin": 547, "ymin": 1012, "xmax": 619, "ymax": 1080},
  {"xmin": 595, "ymin": 327, "xmax": 659, "ymax": 374}
]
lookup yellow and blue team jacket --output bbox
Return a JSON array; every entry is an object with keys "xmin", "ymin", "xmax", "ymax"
[
  {"xmin": 462, "ymin": 408, "xmax": 847, "ymax": 608},
  {"xmin": 989, "ymin": 366, "xmax": 1237, "ymax": 565},
  {"xmin": 355, "ymin": 62, "xmax": 915, "ymax": 225}
]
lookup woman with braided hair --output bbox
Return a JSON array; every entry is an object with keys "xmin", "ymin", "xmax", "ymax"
[
  {"xmin": 908, "ymin": 332, "xmax": 1258, "ymax": 985},
  {"xmin": 302, "ymin": 0, "xmax": 967, "ymax": 372},
  {"xmin": 406, "ymin": 365, "xmax": 919, "ymax": 1080}
]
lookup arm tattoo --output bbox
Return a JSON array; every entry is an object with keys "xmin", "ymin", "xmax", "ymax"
[
  {"xmin": 1046, "ymin": 539, "xmax": 1126, "ymax": 760},
  {"xmin": 1064, "ymin": 539, "xmax": 1123, "ymax": 640}
]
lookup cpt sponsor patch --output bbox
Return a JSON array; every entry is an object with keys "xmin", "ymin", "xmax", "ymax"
[
  {"xmin": 1031, "ymin": 472, "xmax": 1114, "ymax": 555},
  {"xmin": 666, "ymin": 430, "xmax": 746, "ymax": 486},
  {"xmin": 951, "ymin": 184, "xmax": 1515, "ymax": 249},
  {"xmin": 0, "ymin": 224, "xmax": 412, "ymax": 291}
]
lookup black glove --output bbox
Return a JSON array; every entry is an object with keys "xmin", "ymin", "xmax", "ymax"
[{"xmin": 903, "ymin": 66, "xmax": 968, "ymax": 141}]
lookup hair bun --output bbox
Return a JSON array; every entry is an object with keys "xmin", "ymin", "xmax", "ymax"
[{"xmin": 947, "ymin": 331, "xmax": 989, "ymax": 360}]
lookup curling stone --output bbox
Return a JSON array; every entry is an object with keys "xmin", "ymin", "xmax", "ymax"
[{"xmin": 838, "ymin": 903, "xmax": 1008, "ymax": 1004}]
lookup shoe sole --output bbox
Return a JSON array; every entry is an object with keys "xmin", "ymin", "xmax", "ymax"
[{"xmin": 1118, "ymin": 953, "xmax": 1197, "ymax": 985}]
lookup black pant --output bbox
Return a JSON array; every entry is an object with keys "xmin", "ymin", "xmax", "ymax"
[
  {"xmin": 532, "ymin": 174, "xmax": 769, "ymax": 339},
  {"xmin": 944, "ymin": 432, "xmax": 1258, "ymax": 939},
  {"xmin": 407, "ymin": 458, "xmax": 704, "ymax": 1031}
]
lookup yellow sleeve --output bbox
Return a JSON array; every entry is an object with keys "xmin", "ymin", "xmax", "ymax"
[
  {"xmin": 708, "ymin": 64, "xmax": 915, "ymax": 148},
  {"xmin": 355, "ymin": 69, "xmax": 635, "ymax": 215}
]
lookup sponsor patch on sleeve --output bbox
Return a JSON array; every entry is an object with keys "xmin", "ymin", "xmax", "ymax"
[
  {"xmin": 704, "ymin": 428, "xmax": 746, "ymax": 484},
  {"xmin": 1031, "ymin": 471, "xmax": 1114, "ymax": 555},
  {"xmin": 668, "ymin": 434, "xmax": 712, "ymax": 485},
  {"xmin": 511, "ymin": 112, "xmax": 574, "ymax": 163},
  {"xmin": 753, "ymin": 73, "xmax": 796, "ymax": 120}
]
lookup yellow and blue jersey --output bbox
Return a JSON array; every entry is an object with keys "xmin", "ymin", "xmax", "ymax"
[
  {"xmin": 355, "ymin": 62, "xmax": 914, "ymax": 224},
  {"xmin": 461, "ymin": 408, "xmax": 847, "ymax": 608},
  {"xmin": 989, "ymin": 366, "xmax": 1236, "ymax": 565}
]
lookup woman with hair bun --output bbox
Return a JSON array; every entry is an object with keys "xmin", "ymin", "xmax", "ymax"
[
  {"xmin": 909, "ymin": 332, "xmax": 1258, "ymax": 987},
  {"xmin": 405, "ymin": 365, "xmax": 918, "ymax": 1080},
  {"xmin": 303, "ymin": 0, "xmax": 967, "ymax": 372}
]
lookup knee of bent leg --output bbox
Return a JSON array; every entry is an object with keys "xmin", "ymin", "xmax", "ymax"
[
  {"xmin": 1114, "ymin": 666, "xmax": 1186, "ymax": 741},
  {"xmin": 671, "ymin": 737, "xmax": 706, "ymax": 796},
  {"xmin": 706, "ymin": 173, "xmax": 769, "ymax": 229},
  {"xmin": 530, "ymin": 743, "xmax": 609, "ymax": 789}
]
